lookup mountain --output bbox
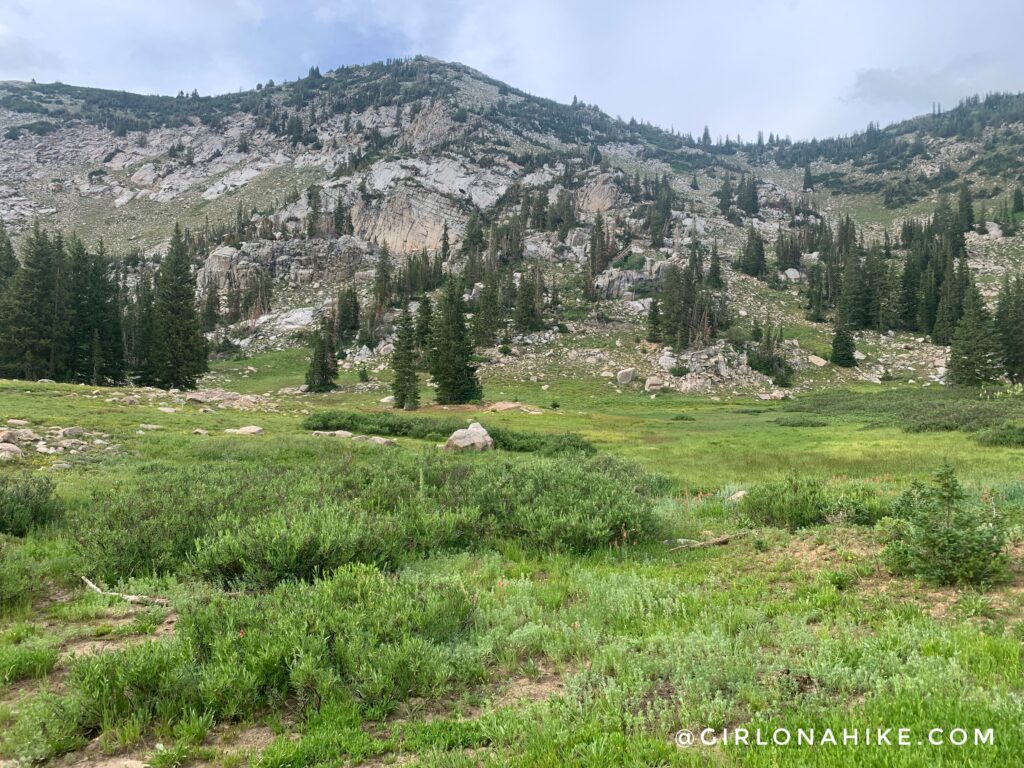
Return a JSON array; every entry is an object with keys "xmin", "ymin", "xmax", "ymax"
[{"xmin": 1, "ymin": 56, "xmax": 1023, "ymax": 392}]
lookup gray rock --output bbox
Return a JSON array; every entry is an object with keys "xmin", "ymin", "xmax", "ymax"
[
  {"xmin": 0, "ymin": 442, "xmax": 23, "ymax": 460},
  {"xmin": 443, "ymin": 422, "xmax": 494, "ymax": 452},
  {"xmin": 644, "ymin": 376, "xmax": 663, "ymax": 393},
  {"xmin": 616, "ymin": 368, "xmax": 636, "ymax": 385}
]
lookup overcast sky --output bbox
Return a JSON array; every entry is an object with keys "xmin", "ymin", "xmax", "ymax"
[{"xmin": 1, "ymin": 0, "xmax": 1022, "ymax": 140}]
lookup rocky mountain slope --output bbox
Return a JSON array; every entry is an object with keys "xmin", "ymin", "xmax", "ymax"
[{"xmin": 2, "ymin": 57, "xmax": 1022, "ymax": 396}]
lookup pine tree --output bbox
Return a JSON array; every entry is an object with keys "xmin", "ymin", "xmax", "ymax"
[
  {"xmin": 646, "ymin": 298, "xmax": 662, "ymax": 343},
  {"xmin": 949, "ymin": 286, "xmax": 1004, "ymax": 386},
  {"xmin": 995, "ymin": 274, "xmax": 1024, "ymax": 383},
  {"xmin": 0, "ymin": 222, "xmax": 67, "ymax": 380},
  {"xmin": 391, "ymin": 305, "xmax": 419, "ymax": 409},
  {"xmin": 334, "ymin": 287, "xmax": 360, "ymax": 346},
  {"xmin": 202, "ymin": 279, "xmax": 219, "ymax": 332},
  {"xmin": 150, "ymin": 223, "xmax": 207, "ymax": 389},
  {"xmin": 957, "ymin": 181, "xmax": 975, "ymax": 233},
  {"xmin": 372, "ymin": 245, "xmax": 392, "ymax": 309},
  {"xmin": 707, "ymin": 240, "xmax": 725, "ymax": 290},
  {"xmin": 430, "ymin": 280, "xmax": 482, "ymax": 404},
  {"xmin": 415, "ymin": 293, "xmax": 433, "ymax": 357},
  {"xmin": 831, "ymin": 324, "xmax": 857, "ymax": 367},
  {"xmin": 739, "ymin": 226, "xmax": 766, "ymax": 277},
  {"xmin": 513, "ymin": 267, "xmax": 544, "ymax": 332},
  {"xmin": 306, "ymin": 184, "xmax": 322, "ymax": 238},
  {"xmin": 0, "ymin": 221, "xmax": 16, "ymax": 293},
  {"xmin": 802, "ymin": 165, "xmax": 813, "ymax": 191},
  {"xmin": 305, "ymin": 322, "xmax": 337, "ymax": 392},
  {"xmin": 1013, "ymin": 187, "xmax": 1024, "ymax": 215},
  {"xmin": 472, "ymin": 273, "xmax": 500, "ymax": 347}
]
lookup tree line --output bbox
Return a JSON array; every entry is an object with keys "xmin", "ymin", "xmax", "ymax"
[{"xmin": 0, "ymin": 221, "xmax": 207, "ymax": 389}]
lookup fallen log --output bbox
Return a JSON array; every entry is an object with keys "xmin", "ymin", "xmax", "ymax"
[
  {"xmin": 80, "ymin": 576, "xmax": 171, "ymax": 607},
  {"xmin": 668, "ymin": 531, "xmax": 751, "ymax": 552}
]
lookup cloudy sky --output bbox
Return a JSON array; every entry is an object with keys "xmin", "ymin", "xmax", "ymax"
[{"xmin": 1, "ymin": 0, "xmax": 1022, "ymax": 140}]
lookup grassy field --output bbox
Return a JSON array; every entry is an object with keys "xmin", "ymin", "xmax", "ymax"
[{"xmin": 1, "ymin": 355, "xmax": 1023, "ymax": 767}]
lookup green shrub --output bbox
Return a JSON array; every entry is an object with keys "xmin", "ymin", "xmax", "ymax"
[
  {"xmin": 0, "ymin": 543, "xmax": 42, "ymax": 613},
  {"xmin": 881, "ymin": 465, "xmax": 1009, "ymax": 587},
  {"xmin": 747, "ymin": 348, "xmax": 794, "ymax": 387},
  {"xmin": 55, "ymin": 565, "xmax": 485, "ymax": 748},
  {"xmin": 975, "ymin": 422, "xmax": 1024, "ymax": 447},
  {"xmin": 775, "ymin": 415, "xmax": 828, "ymax": 427},
  {"xmin": 0, "ymin": 474, "xmax": 63, "ymax": 537},
  {"xmin": 71, "ymin": 446, "xmax": 663, "ymax": 586},
  {"xmin": 669, "ymin": 364, "xmax": 690, "ymax": 377},
  {"xmin": 303, "ymin": 411, "xmax": 595, "ymax": 456},
  {"xmin": 739, "ymin": 475, "xmax": 888, "ymax": 530},
  {"xmin": 0, "ymin": 637, "xmax": 58, "ymax": 685}
]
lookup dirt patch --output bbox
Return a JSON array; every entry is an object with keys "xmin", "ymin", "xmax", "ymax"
[
  {"xmin": 58, "ymin": 612, "xmax": 177, "ymax": 663},
  {"xmin": 491, "ymin": 663, "xmax": 565, "ymax": 709}
]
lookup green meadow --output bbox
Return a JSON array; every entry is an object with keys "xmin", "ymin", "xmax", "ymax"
[{"xmin": 1, "ymin": 355, "xmax": 1022, "ymax": 767}]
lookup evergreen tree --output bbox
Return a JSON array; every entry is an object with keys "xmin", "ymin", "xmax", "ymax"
[
  {"xmin": 646, "ymin": 298, "xmax": 662, "ymax": 343},
  {"xmin": 472, "ymin": 273, "xmax": 501, "ymax": 347},
  {"xmin": 513, "ymin": 267, "xmax": 544, "ymax": 332},
  {"xmin": 802, "ymin": 165, "xmax": 813, "ymax": 191},
  {"xmin": 716, "ymin": 176, "xmax": 733, "ymax": 216},
  {"xmin": 150, "ymin": 223, "xmax": 207, "ymax": 389},
  {"xmin": 0, "ymin": 222, "xmax": 67, "ymax": 380},
  {"xmin": 415, "ymin": 293, "xmax": 433, "ymax": 356},
  {"xmin": 391, "ymin": 305, "xmax": 419, "ymax": 409},
  {"xmin": 949, "ymin": 287, "xmax": 1004, "ymax": 386},
  {"xmin": 305, "ymin": 321, "xmax": 337, "ymax": 392},
  {"xmin": 1013, "ymin": 187, "xmax": 1024, "ymax": 215},
  {"xmin": 202, "ymin": 279, "xmax": 219, "ymax": 332},
  {"xmin": 429, "ymin": 280, "xmax": 482, "ymax": 404},
  {"xmin": 372, "ymin": 245, "xmax": 392, "ymax": 309},
  {"xmin": 0, "ymin": 222, "xmax": 15, "ymax": 293},
  {"xmin": 707, "ymin": 240, "xmax": 725, "ymax": 290},
  {"xmin": 831, "ymin": 324, "xmax": 857, "ymax": 367},
  {"xmin": 739, "ymin": 226, "xmax": 767, "ymax": 277},
  {"xmin": 334, "ymin": 287, "xmax": 360, "ymax": 346},
  {"xmin": 957, "ymin": 181, "xmax": 975, "ymax": 233},
  {"xmin": 306, "ymin": 184, "xmax": 322, "ymax": 238},
  {"xmin": 995, "ymin": 275, "xmax": 1024, "ymax": 383}
]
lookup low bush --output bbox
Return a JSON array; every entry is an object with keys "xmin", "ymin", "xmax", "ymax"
[
  {"xmin": 774, "ymin": 415, "xmax": 828, "ymax": 427},
  {"xmin": 975, "ymin": 422, "xmax": 1024, "ymax": 447},
  {"xmin": 739, "ymin": 475, "xmax": 889, "ymax": 530},
  {"xmin": 303, "ymin": 411, "xmax": 595, "ymax": 456},
  {"xmin": 881, "ymin": 465, "xmax": 1009, "ymax": 587},
  {"xmin": 71, "ymin": 447, "xmax": 665, "ymax": 587},
  {"xmin": 747, "ymin": 348, "xmax": 794, "ymax": 388},
  {"xmin": 785, "ymin": 388, "xmax": 1024, "ymax": 434},
  {"xmin": 0, "ymin": 543, "xmax": 43, "ymax": 613},
  {"xmin": 0, "ymin": 474, "xmax": 63, "ymax": 537},
  {"xmin": 42, "ymin": 565, "xmax": 486, "ymax": 752}
]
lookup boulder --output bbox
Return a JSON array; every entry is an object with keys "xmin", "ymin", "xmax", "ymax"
[
  {"xmin": 366, "ymin": 436, "xmax": 397, "ymax": 447},
  {"xmin": 853, "ymin": 350, "xmax": 866, "ymax": 361},
  {"xmin": 7, "ymin": 419, "xmax": 30, "ymax": 426},
  {"xmin": 644, "ymin": 376, "xmax": 663, "ymax": 393},
  {"xmin": 380, "ymin": 395, "xmax": 396, "ymax": 404},
  {"xmin": 312, "ymin": 430, "xmax": 354, "ymax": 438},
  {"xmin": 807, "ymin": 355, "xmax": 828, "ymax": 367},
  {"xmin": 226, "ymin": 425, "xmax": 264, "ymax": 435},
  {"xmin": 443, "ymin": 422, "xmax": 494, "ymax": 452},
  {"xmin": 616, "ymin": 368, "xmax": 636, "ymax": 385},
  {"xmin": 0, "ymin": 443, "xmax": 23, "ymax": 460},
  {"xmin": 58, "ymin": 426, "xmax": 85, "ymax": 438},
  {"xmin": 192, "ymin": 429, "xmax": 209, "ymax": 436},
  {"xmin": 727, "ymin": 490, "xmax": 748, "ymax": 502}
]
